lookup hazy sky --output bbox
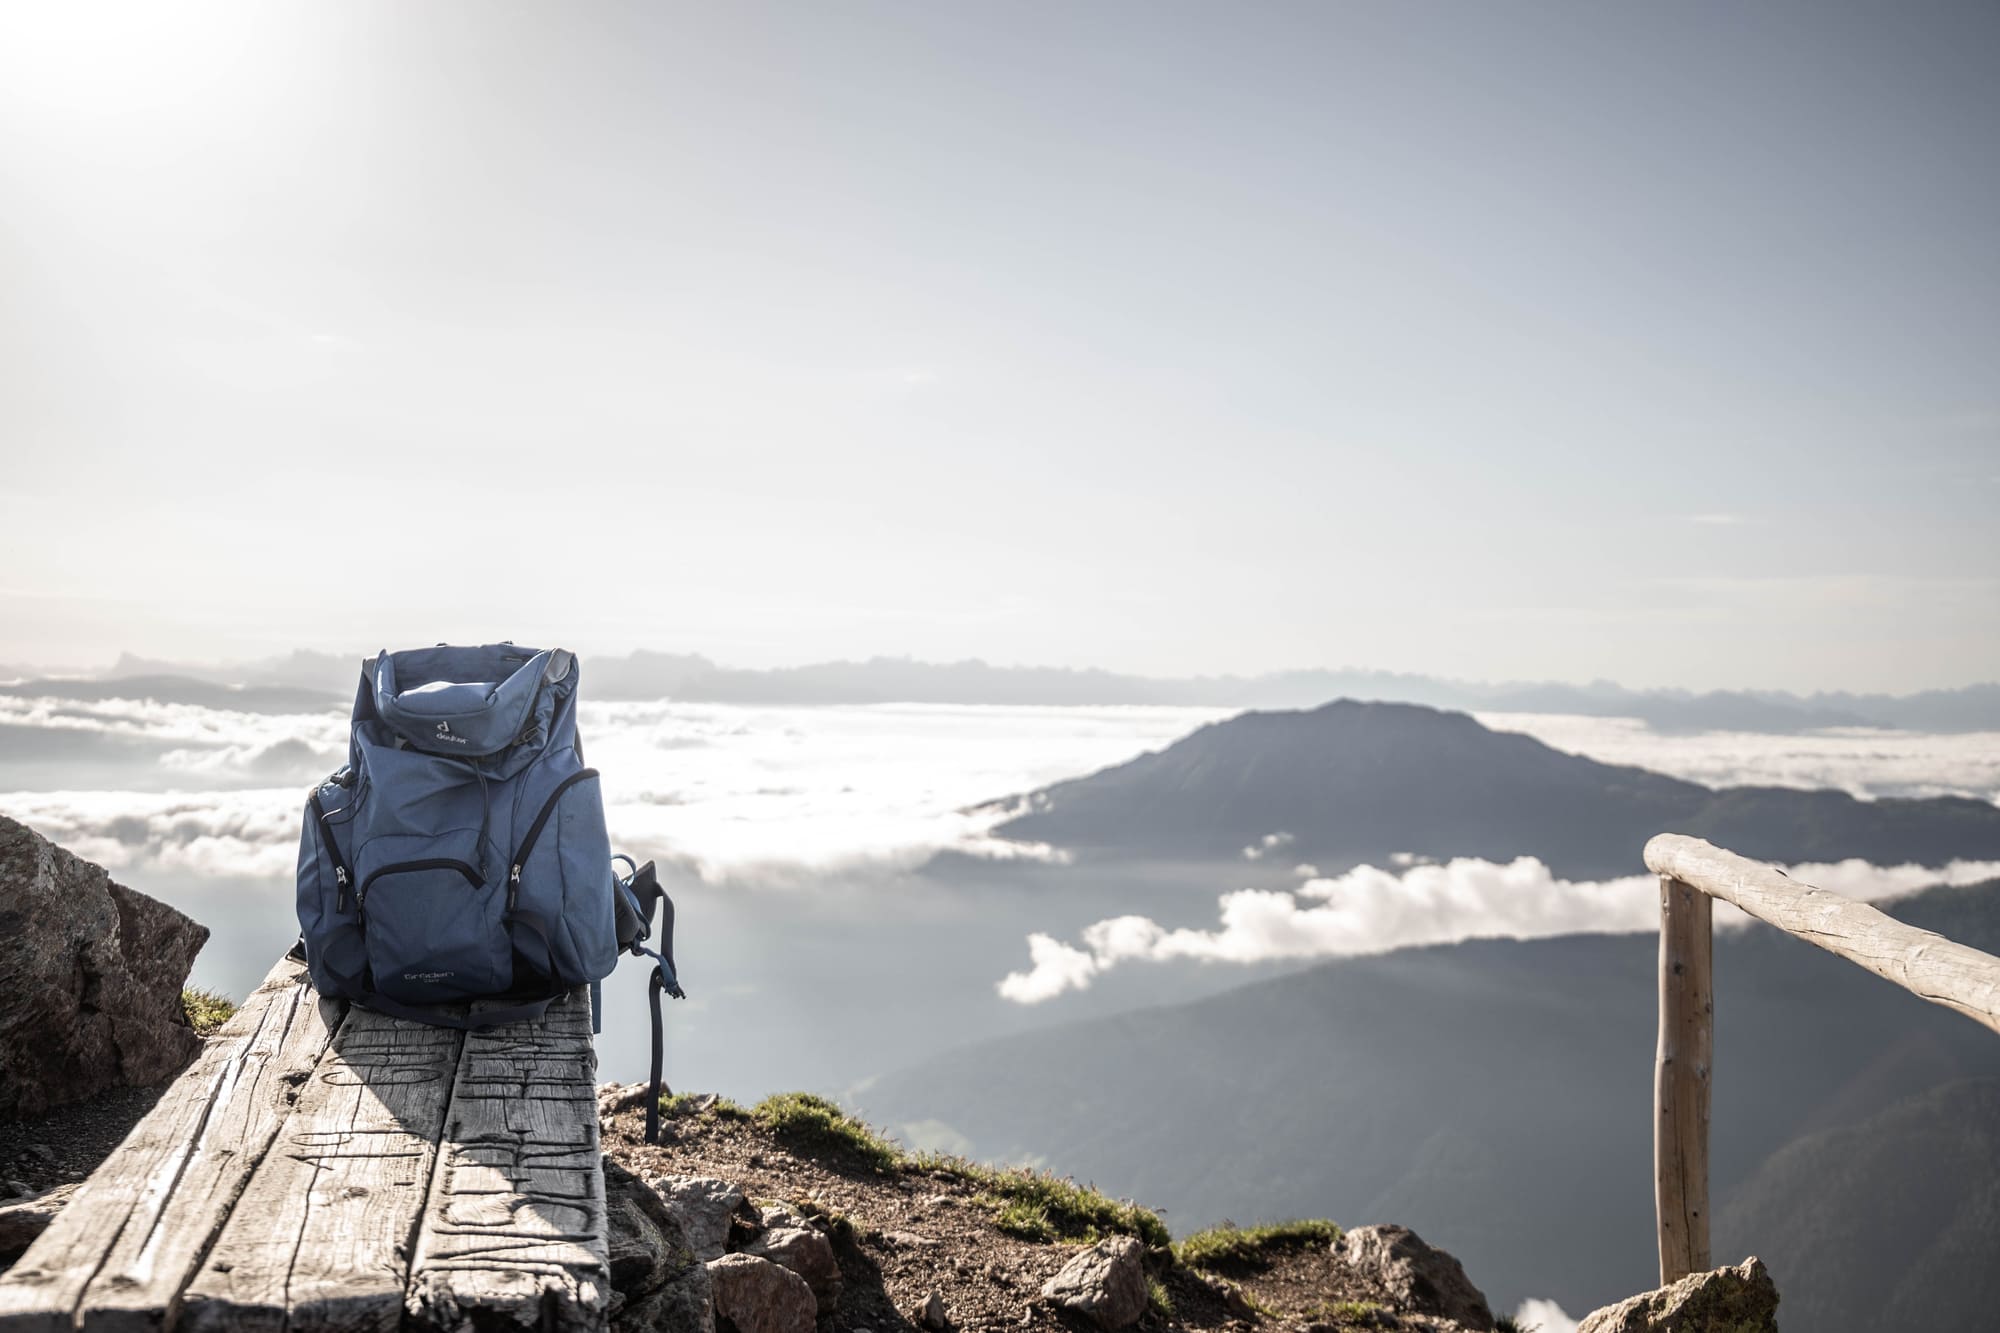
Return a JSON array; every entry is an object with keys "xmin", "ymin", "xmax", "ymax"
[{"xmin": 3, "ymin": 2, "xmax": 1995, "ymax": 690}]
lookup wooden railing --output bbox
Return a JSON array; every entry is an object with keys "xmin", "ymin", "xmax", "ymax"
[{"xmin": 1641, "ymin": 833, "xmax": 2000, "ymax": 1285}]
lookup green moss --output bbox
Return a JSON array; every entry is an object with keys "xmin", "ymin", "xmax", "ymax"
[
  {"xmin": 1321, "ymin": 1300, "xmax": 1394, "ymax": 1328},
  {"xmin": 1176, "ymin": 1219, "xmax": 1343, "ymax": 1271},
  {"xmin": 750, "ymin": 1093, "xmax": 903, "ymax": 1171},
  {"xmin": 907, "ymin": 1153, "xmax": 1170, "ymax": 1248},
  {"xmin": 1147, "ymin": 1277, "xmax": 1174, "ymax": 1316},
  {"xmin": 658, "ymin": 1093, "xmax": 751, "ymax": 1122},
  {"xmin": 1239, "ymin": 1289, "xmax": 1280, "ymax": 1318},
  {"xmin": 182, "ymin": 987, "xmax": 236, "ymax": 1037}
]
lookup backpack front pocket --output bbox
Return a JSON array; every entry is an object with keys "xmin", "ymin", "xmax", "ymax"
[{"xmin": 355, "ymin": 829, "xmax": 508, "ymax": 1004}]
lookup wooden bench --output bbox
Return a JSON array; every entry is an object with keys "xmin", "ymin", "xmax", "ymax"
[{"xmin": 0, "ymin": 958, "xmax": 611, "ymax": 1333}]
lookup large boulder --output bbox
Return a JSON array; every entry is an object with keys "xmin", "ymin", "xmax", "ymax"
[
  {"xmin": 1040, "ymin": 1234, "xmax": 1149, "ymax": 1329},
  {"xmin": 1338, "ymin": 1225, "xmax": 1495, "ymax": 1331},
  {"xmin": 0, "ymin": 816, "xmax": 208, "ymax": 1118},
  {"xmin": 1577, "ymin": 1257, "xmax": 1779, "ymax": 1333},
  {"xmin": 604, "ymin": 1163, "xmax": 713, "ymax": 1333},
  {"xmin": 705, "ymin": 1253, "xmax": 814, "ymax": 1333}
]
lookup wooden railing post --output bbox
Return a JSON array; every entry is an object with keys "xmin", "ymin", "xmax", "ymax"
[{"xmin": 1654, "ymin": 872, "xmax": 1712, "ymax": 1284}]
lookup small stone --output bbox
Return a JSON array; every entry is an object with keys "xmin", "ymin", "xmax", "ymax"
[
  {"xmin": 1040, "ymin": 1235, "xmax": 1148, "ymax": 1330},
  {"xmin": 1575, "ymin": 1256, "xmax": 1779, "ymax": 1333},
  {"xmin": 1338, "ymin": 1224, "xmax": 1494, "ymax": 1331},
  {"xmin": 707, "ymin": 1253, "xmax": 816, "ymax": 1333},
  {"xmin": 916, "ymin": 1290, "xmax": 950, "ymax": 1330},
  {"xmin": 744, "ymin": 1223, "xmax": 842, "ymax": 1313},
  {"xmin": 649, "ymin": 1174, "xmax": 753, "ymax": 1262}
]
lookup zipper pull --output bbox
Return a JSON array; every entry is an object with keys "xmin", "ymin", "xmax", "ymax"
[
  {"xmin": 335, "ymin": 866, "xmax": 349, "ymax": 913},
  {"xmin": 507, "ymin": 864, "xmax": 521, "ymax": 912}
]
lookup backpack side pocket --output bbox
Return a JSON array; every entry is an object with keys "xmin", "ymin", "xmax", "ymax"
[{"xmin": 297, "ymin": 784, "xmax": 368, "ymax": 999}]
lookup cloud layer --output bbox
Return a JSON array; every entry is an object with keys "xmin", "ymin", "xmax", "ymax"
[
  {"xmin": 1477, "ymin": 711, "xmax": 2000, "ymax": 802},
  {"xmin": 0, "ymin": 698, "xmax": 1219, "ymax": 885},
  {"xmin": 997, "ymin": 853, "xmax": 2000, "ymax": 1003}
]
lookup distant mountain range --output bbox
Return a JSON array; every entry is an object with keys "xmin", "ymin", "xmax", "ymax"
[
  {"xmin": 855, "ymin": 880, "xmax": 2000, "ymax": 1327},
  {"xmin": 984, "ymin": 699, "xmax": 2000, "ymax": 879},
  {"xmin": 4, "ymin": 650, "xmax": 1997, "ymax": 732}
]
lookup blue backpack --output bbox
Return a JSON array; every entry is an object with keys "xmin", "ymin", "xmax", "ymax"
[{"xmin": 296, "ymin": 643, "xmax": 684, "ymax": 1136}]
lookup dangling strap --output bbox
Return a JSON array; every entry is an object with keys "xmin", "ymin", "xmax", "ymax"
[
  {"xmin": 635, "ymin": 941, "xmax": 682, "ymax": 1144},
  {"xmin": 645, "ymin": 962, "xmax": 666, "ymax": 1144}
]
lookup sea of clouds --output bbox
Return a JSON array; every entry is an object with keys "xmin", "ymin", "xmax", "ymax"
[
  {"xmin": 5, "ymin": 694, "xmax": 1997, "ymax": 896},
  {"xmin": 7, "ymin": 689, "xmax": 2000, "ymax": 1097},
  {"xmin": 7, "ymin": 691, "xmax": 2000, "ymax": 1014},
  {"xmin": 0, "ymin": 697, "xmax": 1225, "ymax": 884}
]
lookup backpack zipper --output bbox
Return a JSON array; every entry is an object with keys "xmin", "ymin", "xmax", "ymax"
[
  {"xmin": 309, "ymin": 787, "xmax": 355, "ymax": 913},
  {"xmin": 355, "ymin": 859, "xmax": 484, "ymax": 919},
  {"xmin": 507, "ymin": 767, "xmax": 600, "ymax": 911}
]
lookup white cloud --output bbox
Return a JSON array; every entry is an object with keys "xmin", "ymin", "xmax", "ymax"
[
  {"xmin": 996, "ymin": 935, "xmax": 1103, "ymax": 1004},
  {"xmin": 996, "ymin": 853, "xmax": 2000, "ymax": 1003},
  {"xmin": 1477, "ymin": 712, "xmax": 2000, "ymax": 803},
  {"xmin": 1242, "ymin": 831, "xmax": 1294, "ymax": 861},
  {"xmin": 1514, "ymin": 1297, "xmax": 1578, "ymax": 1333},
  {"xmin": 0, "ymin": 788, "xmax": 302, "ymax": 879}
]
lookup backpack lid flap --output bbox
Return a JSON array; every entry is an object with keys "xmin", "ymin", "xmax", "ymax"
[{"xmin": 371, "ymin": 644, "xmax": 561, "ymax": 756}]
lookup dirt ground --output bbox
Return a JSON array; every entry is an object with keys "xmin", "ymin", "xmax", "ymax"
[{"xmin": 602, "ymin": 1095, "xmax": 1470, "ymax": 1333}]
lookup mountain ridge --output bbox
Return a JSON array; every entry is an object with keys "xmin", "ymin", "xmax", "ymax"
[
  {"xmin": 5, "ymin": 651, "xmax": 1996, "ymax": 731},
  {"xmin": 855, "ymin": 878, "xmax": 2000, "ymax": 1325},
  {"xmin": 984, "ymin": 698, "xmax": 2000, "ymax": 878}
]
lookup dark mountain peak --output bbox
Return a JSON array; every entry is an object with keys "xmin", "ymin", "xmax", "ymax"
[{"xmin": 987, "ymin": 698, "xmax": 2000, "ymax": 879}]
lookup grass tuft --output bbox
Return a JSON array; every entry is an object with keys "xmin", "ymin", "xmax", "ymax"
[
  {"xmin": 1176, "ymin": 1219, "xmax": 1342, "ymax": 1271},
  {"xmin": 1147, "ymin": 1277, "xmax": 1174, "ymax": 1316},
  {"xmin": 908, "ymin": 1152, "xmax": 1170, "ymax": 1248},
  {"xmin": 750, "ymin": 1093, "xmax": 903, "ymax": 1171},
  {"xmin": 182, "ymin": 987, "xmax": 236, "ymax": 1037}
]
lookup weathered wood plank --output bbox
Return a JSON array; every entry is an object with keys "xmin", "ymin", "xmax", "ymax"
[
  {"xmin": 179, "ymin": 1009, "xmax": 463, "ymax": 1333},
  {"xmin": 405, "ymin": 992, "xmax": 609, "ymax": 1333},
  {"xmin": 0, "ymin": 958, "xmax": 339, "ymax": 1333},
  {"xmin": 1653, "ymin": 874, "xmax": 1711, "ymax": 1285},
  {"xmin": 1645, "ymin": 833, "xmax": 2000, "ymax": 1036}
]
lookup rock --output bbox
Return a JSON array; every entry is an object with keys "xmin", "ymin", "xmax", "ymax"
[
  {"xmin": 1339, "ymin": 1226, "xmax": 1494, "ymax": 1331},
  {"xmin": 652, "ymin": 1174, "xmax": 754, "ymax": 1262},
  {"xmin": 742, "ymin": 1223, "xmax": 841, "ymax": 1313},
  {"xmin": 706, "ymin": 1253, "xmax": 815, "ymax": 1333},
  {"xmin": 1576, "ymin": 1257, "xmax": 1779, "ymax": 1333},
  {"xmin": 0, "ymin": 816, "xmax": 208, "ymax": 1118},
  {"xmin": 1039, "ymin": 1235, "xmax": 1148, "ymax": 1329},
  {"xmin": 0, "ymin": 1183, "xmax": 77, "ymax": 1266},
  {"xmin": 600, "ymin": 1082, "xmax": 658, "ymax": 1118},
  {"xmin": 604, "ymin": 1163, "xmax": 713, "ymax": 1333},
  {"xmin": 914, "ymin": 1290, "xmax": 949, "ymax": 1330},
  {"xmin": 883, "ymin": 1229, "xmax": 939, "ymax": 1248}
]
